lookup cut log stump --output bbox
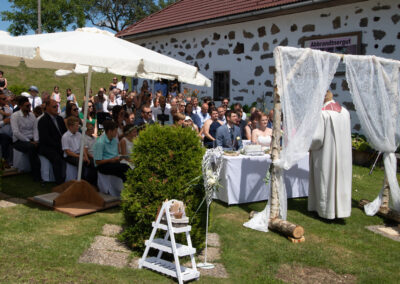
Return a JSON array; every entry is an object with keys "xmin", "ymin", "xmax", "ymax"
[
  {"xmin": 359, "ymin": 199, "xmax": 400, "ymax": 223},
  {"xmin": 269, "ymin": 218, "xmax": 305, "ymax": 239},
  {"xmin": 248, "ymin": 212, "xmax": 305, "ymax": 240}
]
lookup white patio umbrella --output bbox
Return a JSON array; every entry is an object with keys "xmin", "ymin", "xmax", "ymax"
[{"xmin": 0, "ymin": 27, "xmax": 211, "ymax": 181}]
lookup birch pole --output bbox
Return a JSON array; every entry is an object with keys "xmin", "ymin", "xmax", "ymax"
[
  {"xmin": 269, "ymin": 81, "xmax": 282, "ymax": 219},
  {"xmin": 381, "ymin": 176, "xmax": 390, "ymax": 213},
  {"xmin": 267, "ymin": 76, "xmax": 304, "ymax": 239}
]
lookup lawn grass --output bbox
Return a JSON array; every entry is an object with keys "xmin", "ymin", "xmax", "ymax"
[
  {"xmin": 0, "ymin": 63, "xmax": 119, "ymax": 106},
  {"xmin": 0, "ymin": 165, "xmax": 399, "ymax": 283}
]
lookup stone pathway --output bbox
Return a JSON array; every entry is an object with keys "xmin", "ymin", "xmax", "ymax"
[
  {"xmin": 79, "ymin": 224, "xmax": 228, "ymax": 278},
  {"xmin": 0, "ymin": 192, "xmax": 27, "ymax": 208},
  {"xmin": 366, "ymin": 225, "xmax": 400, "ymax": 242},
  {"xmin": 79, "ymin": 224, "xmax": 138, "ymax": 268}
]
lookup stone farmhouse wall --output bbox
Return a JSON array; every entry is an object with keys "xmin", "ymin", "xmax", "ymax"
[{"xmin": 133, "ymin": 0, "xmax": 399, "ymax": 133}]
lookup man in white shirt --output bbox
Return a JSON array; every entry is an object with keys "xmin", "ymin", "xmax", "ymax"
[
  {"xmin": 28, "ymin": 85, "xmax": 42, "ymax": 111},
  {"xmin": 116, "ymin": 76, "xmax": 129, "ymax": 92},
  {"xmin": 191, "ymin": 96, "xmax": 201, "ymax": 115},
  {"xmin": 195, "ymin": 103, "xmax": 210, "ymax": 129},
  {"xmin": 10, "ymin": 96, "xmax": 41, "ymax": 181},
  {"xmin": 152, "ymin": 96, "xmax": 172, "ymax": 125},
  {"xmin": 114, "ymin": 88, "xmax": 121, "ymax": 104},
  {"xmin": 217, "ymin": 106, "xmax": 226, "ymax": 124}
]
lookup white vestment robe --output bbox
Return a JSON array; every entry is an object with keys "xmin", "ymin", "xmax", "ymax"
[{"xmin": 308, "ymin": 102, "xmax": 352, "ymax": 219}]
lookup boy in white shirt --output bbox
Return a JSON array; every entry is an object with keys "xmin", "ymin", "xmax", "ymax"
[{"xmin": 62, "ymin": 116, "xmax": 96, "ymax": 184}]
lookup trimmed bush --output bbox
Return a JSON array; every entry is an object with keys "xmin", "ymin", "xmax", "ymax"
[
  {"xmin": 121, "ymin": 124, "xmax": 206, "ymax": 252},
  {"xmin": 7, "ymin": 84, "xmax": 26, "ymax": 96}
]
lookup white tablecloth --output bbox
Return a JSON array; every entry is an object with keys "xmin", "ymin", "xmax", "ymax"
[{"xmin": 214, "ymin": 154, "xmax": 309, "ymax": 205}]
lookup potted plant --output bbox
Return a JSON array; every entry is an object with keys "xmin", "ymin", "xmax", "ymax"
[{"xmin": 351, "ymin": 134, "xmax": 377, "ymax": 167}]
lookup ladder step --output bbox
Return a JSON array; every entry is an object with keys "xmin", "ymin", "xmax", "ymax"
[
  {"xmin": 145, "ymin": 238, "xmax": 196, "ymax": 257},
  {"xmin": 140, "ymin": 257, "xmax": 200, "ymax": 282},
  {"xmin": 152, "ymin": 222, "xmax": 191, "ymax": 233}
]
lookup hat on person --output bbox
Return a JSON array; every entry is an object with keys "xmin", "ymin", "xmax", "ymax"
[
  {"xmin": 184, "ymin": 116, "xmax": 192, "ymax": 121},
  {"xmin": 28, "ymin": 85, "xmax": 39, "ymax": 93}
]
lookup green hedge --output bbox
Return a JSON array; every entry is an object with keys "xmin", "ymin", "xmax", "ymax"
[
  {"xmin": 120, "ymin": 124, "xmax": 206, "ymax": 252},
  {"xmin": 7, "ymin": 84, "xmax": 26, "ymax": 96}
]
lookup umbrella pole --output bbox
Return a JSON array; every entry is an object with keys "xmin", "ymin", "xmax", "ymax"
[{"xmin": 77, "ymin": 66, "xmax": 92, "ymax": 181}]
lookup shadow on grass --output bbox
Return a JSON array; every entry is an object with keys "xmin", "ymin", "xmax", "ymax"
[
  {"xmin": 232, "ymin": 197, "xmax": 348, "ymax": 225},
  {"xmin": 288, "ymin": 198, "xmax": 347, "ymax": 225}
]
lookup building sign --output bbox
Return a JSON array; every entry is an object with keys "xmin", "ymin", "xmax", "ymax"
[{"xmin": 302, "ymin": 32, "xmax": 361, "ymax": 55}]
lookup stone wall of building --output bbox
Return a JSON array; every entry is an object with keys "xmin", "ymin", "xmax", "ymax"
[{"xmin": 132, "ymin": 0, "xmax": 399, "ymax": 132}]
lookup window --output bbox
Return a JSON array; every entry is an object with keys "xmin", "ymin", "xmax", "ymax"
[{"xmin": 213, "ymin": 71, "xmax": 230, "ymax": 101}]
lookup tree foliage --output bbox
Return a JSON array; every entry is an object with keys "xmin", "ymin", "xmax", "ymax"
[
  {"xmin": 1, "ymin": 0, "xmax": 179, "ymax": 35},
  {"xmin": 85, "ymin": 0, "xmax": 177, "ymax": 33},
  {"xmin": 158, "ymin": 0, "xmax": 178, "ymax": 9},
  {"xmin": 1, "ymin": 0, "xmax": 86, "ymax": 35}
]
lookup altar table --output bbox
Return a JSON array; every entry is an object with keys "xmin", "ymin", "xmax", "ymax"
[{"xmin": 214, "ymin": 154, "xmax": 309, "ymax": 205}]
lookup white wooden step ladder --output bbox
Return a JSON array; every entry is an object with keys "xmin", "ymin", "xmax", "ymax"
[{"xmin": 139, "ymin": 200, "xmax": 199, "ymax": 283}]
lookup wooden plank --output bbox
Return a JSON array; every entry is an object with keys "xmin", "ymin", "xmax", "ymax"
[{"xmin": 288, "ymin": 236, "xmax": 305, "ymax": 243}]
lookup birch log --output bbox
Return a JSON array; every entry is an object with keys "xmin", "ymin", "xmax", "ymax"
[
  {"xmin": 269, "ymin": 83, "xmax": 282, "ymax": 219},
  {"xmin": 359, "ymin": 199, "xmax": 400, "ymax": 223},
  {"xmin": 269, "ymin": 218, "xmax": 304, "ymax": 239},
  {"xmin": 381, "ymin": 176, "xmax": 390, "ymax": 213},
  {"xmin": 266, "ymin": 78, "xmax": 305, "ymax": 239}
]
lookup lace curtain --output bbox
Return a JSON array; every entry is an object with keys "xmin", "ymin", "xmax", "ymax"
[
  {"xmin": 344, "ymin": 55, "xmax": 400, "ymax": 214},
  {"xmin": 244, "ymin": 47, "xmax": 340, "ymax": 232},
  {"xmin": 275, "ymin": 46, "xmax": 341, "ymax": 170}
]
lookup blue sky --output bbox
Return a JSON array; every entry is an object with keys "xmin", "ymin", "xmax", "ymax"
[
  {"xmin": 0, "ymin": 0, "xmax": 12, "ymax": 32},
  {"xmin": 0, "ymin": 1, "xmax": 114, "ymax": 34}
]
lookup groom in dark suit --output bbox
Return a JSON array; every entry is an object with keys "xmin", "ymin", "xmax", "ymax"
[
  {"xmin": 38, "ymin": 99, "xmax": 67, "ymax": 184},
  {"xmin": 215, "ymin": 110, "xmax": 243, "ymax": 151}
]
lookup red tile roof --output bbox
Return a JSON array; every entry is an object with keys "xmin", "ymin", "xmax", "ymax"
[{"xmin": 117, "ymin": 0, "xmax": 305, "ymax": 38}]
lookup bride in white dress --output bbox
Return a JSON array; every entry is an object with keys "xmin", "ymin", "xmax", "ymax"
[{"xmin": 251, "ymin": 113, "xmax": 272, "ymax": 147}]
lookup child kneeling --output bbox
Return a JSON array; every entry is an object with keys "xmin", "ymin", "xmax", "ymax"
[{"xmin": 93, "ymin": 120, "xmax": 130, "ymax": 182}]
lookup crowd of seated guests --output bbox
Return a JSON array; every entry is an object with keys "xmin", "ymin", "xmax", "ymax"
[{"xmin": 0, "ymin": 77, "xmax": 274, "ymax": 185}]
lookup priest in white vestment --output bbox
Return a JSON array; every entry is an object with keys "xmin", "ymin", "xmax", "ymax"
[{"xmin": 308, "ymin": 90, "xmax": 352, "ymax": 219}]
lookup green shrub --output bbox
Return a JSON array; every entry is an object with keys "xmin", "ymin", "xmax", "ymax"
[
  {"xmin": 7, "ymin": 84, "xmax": 26, "ymax": 96},
  {"xmin": 352, "ymin": 133, "xmax": 373, "ymax": 152},
  {"xmin": 242, "ymin": 104, "xmax": 250, "ymax": 114},
  {"xmin": 120, "ymin": 124, "xmax": 206, "ymax": 252}
]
